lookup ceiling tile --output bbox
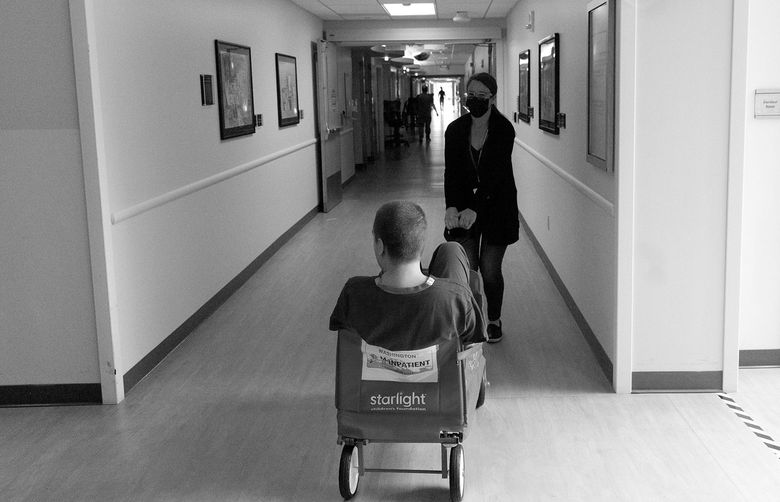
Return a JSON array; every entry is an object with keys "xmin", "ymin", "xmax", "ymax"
[
  {"xmin": 320, "ymin": 0, "xmax": 379, "ymax": 4},
  {"xmin": 325, "ymin": 4, "xmax": 387, "ymax": 14},
  {"xmin": 288, "ymin": 0, "xmax": 342, "ymax": 20},
  {"xmin": 290, "ymin": 0, "xmax": 520, "ymax": 22},
  {"xmin": 341, "ymin": 14, "xmax": 392, "ymax": 20},
  {"xmin": 437, "ymin": 1, "xmax": 492, "ymax": 19},
  {"xmin": 486, "ymin": 0, "xmax": 520, "ymax": 17}
]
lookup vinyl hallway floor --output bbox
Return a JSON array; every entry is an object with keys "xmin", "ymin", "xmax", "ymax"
[{"xmin": 2, "ymin": 112, "xmax": 780, "ymax": 501}]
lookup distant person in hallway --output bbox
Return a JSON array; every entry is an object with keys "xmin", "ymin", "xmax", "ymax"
[
  {"xmin": 330, "ymin": 201, "xmax": 486, "ymax": 350},
  {"xmin": 439, "ymin": 87, "xmax": 446, "ymax": 108},
  {"xmin": 403, "ymin": 95, "xmax": 418, "ymax": 134},
  {"xmin": 416, "ymin": 85, "xmax": 438, "ymax": 142},
  {"xmin": 443, "ymin": 72, "xmax": 519, "ymax": 343}
]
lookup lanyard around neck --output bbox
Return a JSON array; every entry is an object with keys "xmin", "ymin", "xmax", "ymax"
[{"xmin": 469, "ymin": 126, "xmax": 489, "ymax": 179}]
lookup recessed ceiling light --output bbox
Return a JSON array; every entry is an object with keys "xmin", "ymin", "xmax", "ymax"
[{"xmin": 382, "ymin": 3, "xmax": 436, "ymax": 17}]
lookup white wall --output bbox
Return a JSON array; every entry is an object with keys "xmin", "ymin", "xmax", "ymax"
[
  {"xmin": 0, "ymin": 0, "xmax": 99, "ymax": 385},
  {"xmin": 631, "ymin": 0, "xmax": 732, "ymax": 371},
  {"xmin": 86, "ymin": 0, "xmax": 323, "ymax": 376},
  {"xmin": 506, "ymin": 0, "xmax": 617, "ymax": 362},
  {"xmin": 738, "ymin": 0, "xmax": 780, "ymax": 351}
]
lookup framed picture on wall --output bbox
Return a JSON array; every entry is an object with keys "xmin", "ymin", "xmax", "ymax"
[
  {"xmin": 275, "ymin": 53, "xmax": 300, "ymax": 127},
  {"xmin": 214, "ymin": 40, "xmax": 256, "ymax": 140},
  {"xmin": 587, "ymin": 0, "xmax": 614, "ymax": 171},
  {"xmin": 538, "ymin": 33, "xmax": 560, "ymax": 134},
  {"xmin": 518, "ymin": 49, "xmax": 532, "ymax": 123}
]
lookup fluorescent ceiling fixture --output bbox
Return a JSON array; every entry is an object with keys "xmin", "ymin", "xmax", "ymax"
[{"xmin": 382, "ymin": 3, "xmax": 436, "ymax": 17}]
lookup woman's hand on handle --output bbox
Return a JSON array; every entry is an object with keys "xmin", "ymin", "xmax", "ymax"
[
  {"xmin": 445, "ymin": 207, "xmax": 460, "ymax": 229},
  {"xmin": 458, "ymin": 209, "xmax": 477, "ymax": 229}
]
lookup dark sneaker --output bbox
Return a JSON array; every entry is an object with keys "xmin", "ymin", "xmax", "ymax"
[{"xmin": 487, "ymin": 322, "xmax": 503, "ymax": 343}]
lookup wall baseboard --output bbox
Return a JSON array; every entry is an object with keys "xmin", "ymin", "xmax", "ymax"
[
  {"xmin": 123, "ymin": 206, "xmax": 319, "ymax": 394},
  {"xmin": 632, "ymin": 371, "xmax": 723, "ymax": 392},
  {"xmin": 343, "ymin": 172, "xmax": 356, "ymax": 187},
  {"xmin": 518, "ymin": 211, "xmax": 614, "ymax": 386},
  {"xmin": 740, "ymin": 349, "xmax": 780, "ymax": 367},
  {"xmin": 0, "ymin": 384, "xmax": 102, "ymax": 407}
]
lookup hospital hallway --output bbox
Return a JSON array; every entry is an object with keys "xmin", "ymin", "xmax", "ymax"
[{"xmin": 3, "ymin": 109, "xmax": 780, "ymax": 502}]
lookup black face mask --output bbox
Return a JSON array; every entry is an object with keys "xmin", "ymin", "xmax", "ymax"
[{"xmin": 466, "ymin": 97, "xmax": 490, "ymax": 118}]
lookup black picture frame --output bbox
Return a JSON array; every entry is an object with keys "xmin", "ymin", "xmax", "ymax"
[
  {"xmin": 587, "ymin": 0, "xmax": 614, "ymax": 171},
  {"xmin": 275, "ymin": 53, "xmax": 300, "ymax": 127},
  {"xmin": 518, "ymin": 49, "xmax": 532, "ymax": 123},
  {"xmin": 538, "ymin": 33, "xmax": 560, "ymax": 134},
  {"xmin": 214, "ymin": 40, "xmax": 256, "ymax": 140}
]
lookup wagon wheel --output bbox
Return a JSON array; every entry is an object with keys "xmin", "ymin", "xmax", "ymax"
[
  {"xmin": 449, "ymin": 444, "xmax": 465, "ymax": 502},
  {"xmin": 339, "ymin": 444, "xmax": 360, "ymax": 499}
]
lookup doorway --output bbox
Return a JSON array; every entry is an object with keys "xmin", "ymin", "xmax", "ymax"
[{"xmin": 311, "ymin": 41, "xmax": 343, "ymax": 212}]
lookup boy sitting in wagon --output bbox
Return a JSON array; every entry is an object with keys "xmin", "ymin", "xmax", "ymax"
[{"xmin": 329, "ymin": 200, "xmax": 486, "ymax": 350}]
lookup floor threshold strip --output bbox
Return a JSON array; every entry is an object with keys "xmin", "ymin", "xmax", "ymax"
[{"xmin": 718, "ymin": 393, "xmax": 780, "ymax": 462}]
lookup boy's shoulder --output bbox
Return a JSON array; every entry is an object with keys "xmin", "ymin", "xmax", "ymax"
[
  {"xmin": 428, "ymin": 277, "xmax": 475, "ymax": 303},
  {"xmin": 340, "ymin": 276, "xmax": 467, "ymax": 299},
  {"xmin": 342, "ymin": 275, "xmax": 376, "ymax": 291}
]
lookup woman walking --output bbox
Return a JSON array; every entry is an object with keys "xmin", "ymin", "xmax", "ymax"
[{"xmin": 443, "ymin": 73, "xmax": 519, "ymax": 343}]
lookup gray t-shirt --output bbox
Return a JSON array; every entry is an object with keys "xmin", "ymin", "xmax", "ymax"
[{"xmin": 329, "ymin": 275, "xmax": 483, "ymax": 350}]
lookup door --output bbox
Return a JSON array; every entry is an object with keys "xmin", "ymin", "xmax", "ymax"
[{"xmin": 312, "ymin": 40, "xmax": 342, "ymax": 212}]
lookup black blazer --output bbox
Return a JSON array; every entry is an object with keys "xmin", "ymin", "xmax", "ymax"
[{"xmin": 444, "ymin": 106, "xmax": 519, "ymax": 245}]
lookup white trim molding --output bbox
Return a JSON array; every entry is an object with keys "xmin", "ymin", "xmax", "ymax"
[
  {"xmin": 324, "ymin": 24, "xmax": 502, "ymax": 44},
  {"xmin": 70, "ymin": 0, "xmax": 124, "ymax": 404},
  {"xmin": 111, "ymin": 139, "xmax": 317, "ymax": 225},
  {"xmin": 614, "ymin": 0, "xmax": 637, "ymax": 394},
  {"xmin": 514, "ymin": 138, "xmax": 615, "ymax": 216},
  {"xmin": 722, "ymin": 0, "xmax": 750, "ymax": 393}
]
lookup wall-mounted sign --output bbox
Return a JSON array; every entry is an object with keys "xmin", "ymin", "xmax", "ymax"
[
  {"xmin": 755, "ymin": 89, "xmax": 780, "ymax": 118},
  {"xmin": 200, "ymin": 74, "xmax": 213, "ymax": 106}
]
